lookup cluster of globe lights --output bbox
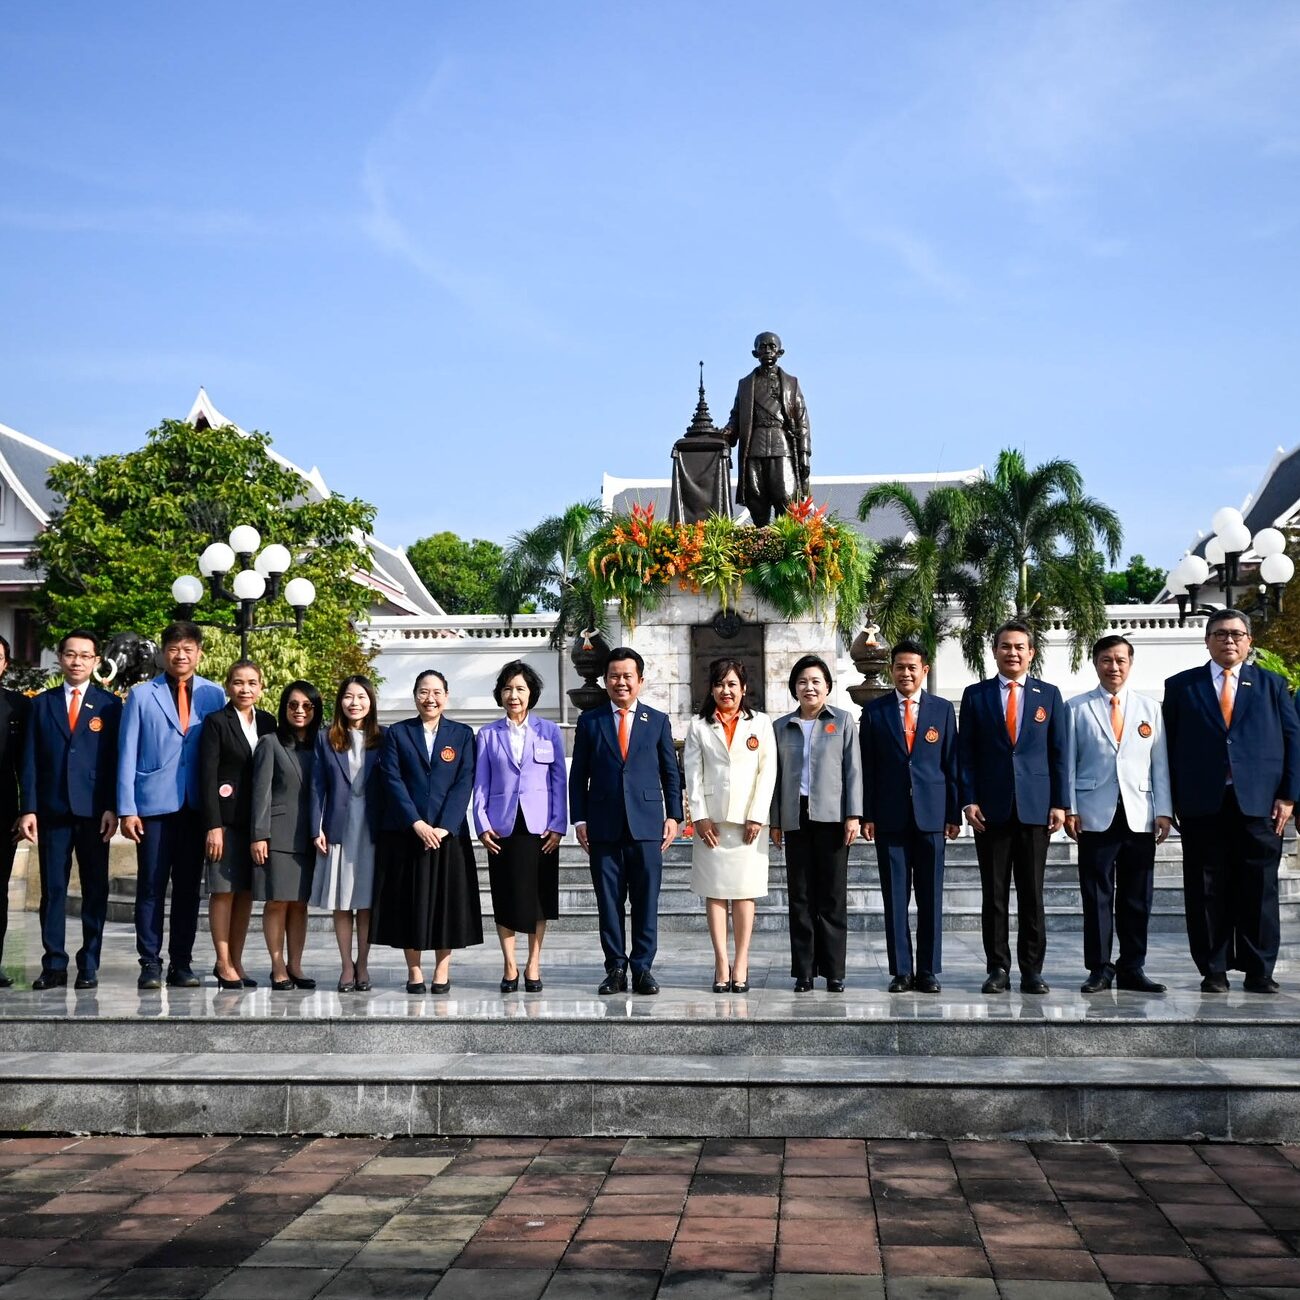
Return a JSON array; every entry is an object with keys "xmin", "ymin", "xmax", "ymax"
[
  {"xmin": 1166, "ymin": 507, "xmax": 1295, "ymax": 620},
  {"xmin": 170, "ymin": 524, "xmax": 316, "ymax": 615}
]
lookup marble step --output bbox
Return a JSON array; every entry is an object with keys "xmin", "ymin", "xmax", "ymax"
[{"xmin": 1, "ymin": 1048, "xmax": 1296, "ymax": 1141}]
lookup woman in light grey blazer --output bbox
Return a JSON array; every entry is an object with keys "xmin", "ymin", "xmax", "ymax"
[
  {"xmin": 251, "ymin": 681, "xmax": 322, "ymax": 991},
  {"xmin": 770, "ymin": 654, "xmax": 862, "ymax": 992}
]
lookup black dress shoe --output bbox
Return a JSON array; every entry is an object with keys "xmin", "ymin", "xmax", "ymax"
[
  {"xmin": 286, "ymin": 972, "xmax": 315, "ymax": 990},
  {"xmin": 888, "ymin": 974, "xmax": 913, "ymax": 993},
  {"xmin": 1201, "ymin": 973, "xmax": 1230, "ymax": 993},
  {"xmin": 429, "ymin": 981, "xmax": 451, "ymax": 995},
  {"xmin": 633, "ymin": 971, "xmax": 660, "ymax": 995},
  {"xmin": 270, "ymin": 976, "xmax": 294, "ymax": 991},
  {"xmin": 731, "ymin": 972, "xmax": 750, "ymax": 994},
  {"xmin": 0, "ymin": 972, "xmax": 12, "ymax": 989},
  {"xmin": 913, "ymin": 972, "xmax": 941, "ymax": 994},
  {"xmin": 825, "ymin": 978, "xmax": 845, "ymax": 993},
  {"xmin": 598, "ymin": 967, "xmax": 628, "ymax": 995},
  {"xmin": 166, "ymin": 965, "xmax": 201, "ymax": 988},
  {"xmin": 218, "ymin": 974, "xmax": 246, "ymax": 990},
  {"xmin": 1020, "ymin": 974, "xmax": 1050, "ymax": 995},
  {"xmin": 524, "ymin": 976, "xmax": 543, "ymax": 993},
  {"xmin": 74, "ymin": 973, "xmax": 98, "ymax": 990},
  {"xmin": 138, "ymin": 965, "xmax": 163, "ymax": 990},
  {"xmin": 337, "ymin": 977, "xmax": 356, "ymax": 993},
  {"xmin": 793, "ymin": 978, "xmax": 813, "ymax": 992},
  {"xmin": 712, "ymin": 974, "xmax": 730, "ymax": 993},
  {"xmin": 32, "ymin": 971, "xmax": 68, "ymax": 991},
  {"xmin": 405, "ymin": 980, "xmax": 426, "ymax": 994},
  {"xmin": 354, "ymin": 977, "xmax": 371, "ymax": 992},
  {"xmin": 501, "ymin": 972, "xmax": 520, "ymax": 994},
  {"xmin": 1243, "ymin": 975, "xmax": 1280, "ymax": 994},
  {"xmin": 1080, "ymin": 969, "xmax": 1113, "ymax": 994},
  {"xmin": 981, "ymin": 968, "xmax": 1010, "ymax": 994},
  {"xmin": 1116, "ymin": 970, "xmax": 1166, "ymax": 993}
]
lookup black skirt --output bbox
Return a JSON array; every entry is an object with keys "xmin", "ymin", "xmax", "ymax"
[
  {"xmin": 370, "ymin": 825, "xmax": 484, "ymax": 951},
  {"xmin": 488, "ymin": 808, "xmax": 560, "ymax": 933}
]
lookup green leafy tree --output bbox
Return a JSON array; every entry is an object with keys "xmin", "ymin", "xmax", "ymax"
[
  {"xmin": 858, "ymin": 481, "xmax": 978, "ymax": 661},
  {"xmin": 32, "ymin": 419, "xmax": 378, "ymax": 697},
  {"xmin": 1101, "ymin": 554, "xmax": 1166, "ymax": 604},
  {"xmin": 961, "ymin": 449, "xmax": 1123, "ymax": 671},
  {"xmin": 407, "ymin": 531, "xmax": 511, "ymax": 615},
  {"xmin": 494, "ymin": 499, "xmax": 608, "ymax": 650}
]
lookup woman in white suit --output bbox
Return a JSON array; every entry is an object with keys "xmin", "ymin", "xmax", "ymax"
[{"xmin": 683, "ymin": 657, "xmax": 777, "ymax": 993}]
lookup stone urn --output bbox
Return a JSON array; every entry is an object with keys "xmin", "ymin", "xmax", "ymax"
[
  {"xmin": 568, "ymin": 629, "xmax": 611, "ymax": 713},
  {"xmin": 846, "ymin": 623, "xmax": 892, "ymax": 707}
]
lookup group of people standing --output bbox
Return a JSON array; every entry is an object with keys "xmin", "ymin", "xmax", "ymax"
[{"xmin": 0, "ymin": 606, "xmax": 1293, "ymax": 1000}]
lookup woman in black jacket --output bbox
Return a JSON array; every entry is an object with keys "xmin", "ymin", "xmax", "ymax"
[{"xmin": 200, "ymin": 660, "xmax": 276, "ymax": 990}]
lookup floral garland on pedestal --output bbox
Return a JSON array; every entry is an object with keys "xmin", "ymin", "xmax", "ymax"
[{"xmin": 585, "ymin": 499, "xmax": 873, "ymax": 637}]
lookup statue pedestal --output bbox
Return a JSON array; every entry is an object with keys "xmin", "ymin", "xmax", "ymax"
[
  {"xmin": 608, "ymin": 588, "xmax": 841, "ymax": 734},
  {"xmin": 668, "ymin": 436, "xmax": 733, "ymax": 524}
]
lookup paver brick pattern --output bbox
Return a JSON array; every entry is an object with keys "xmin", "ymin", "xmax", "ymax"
[{"xmin": 0, "ymin": 1136, "xmax": 1297, "ymax": 1296}]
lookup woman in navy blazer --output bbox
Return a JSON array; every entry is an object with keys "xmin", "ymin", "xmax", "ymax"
[
  {"xmin": 471, "ymin": 660, "xmax": 567, "ymax": 993},
  {"xmin": 309, "ymin": 676, "xmax": 384, "ymax": 993},
  {"xmin": 371, "ymin": 670, "xmax": 483, "ymax": 993}
]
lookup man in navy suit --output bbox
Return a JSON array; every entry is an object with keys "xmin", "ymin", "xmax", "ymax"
[
  {"xmin": 861, "ymin": 639, "xmax": 961, "ymax": 993},
  {"xmin": 959, "ymin": 619, "xmax": 1070, "ymax": 994},
  {"xmin": 18, "ymin": 630, "xmax": 120, "ymax": 990},
  {"xmin": 570, "ymin": 646, "xmax": 683, "ymax": 995},
  {"xmin": 1163, "ymin": 608, "xmax": 1300, "ymax": 993},
  {"xmin": 118, "ymin": 622, "xmax": 226, "ymax": 990}
]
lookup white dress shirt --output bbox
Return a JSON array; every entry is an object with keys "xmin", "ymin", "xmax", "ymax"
[{"xmin": 508, "ymin": 717, "xmax": 528, "ymax": 765}]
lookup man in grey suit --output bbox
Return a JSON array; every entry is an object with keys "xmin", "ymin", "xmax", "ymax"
[{"xmin": 1066, "ymin": 634, "xmax": 1172, "ymax": 993}]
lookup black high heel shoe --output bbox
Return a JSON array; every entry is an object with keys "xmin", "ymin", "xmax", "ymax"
[
  {"xmin": 216, "ymin": 973, "xmax": 244, "ymax": 991},
  {"xmin": 406, "ymin": 980, "xmax": 426, "ymax": 994},
  {"xmin": 501, "ymin": 972, "xmax": 520, "ymax": 993},
  {"xmin": 213, "ymin": 963, "xmax": 255, "ymax": 989},
  {"xmin": 287, "ymin": 971, "xmax": 316, "ymax": 990},
  {"xmin": 524, "ymin": 975, "xmax": 543, "ymax": 993},
  {"xmin": 712, "ymin": 966, "xmax": 731, "ymax": 994},
  {"xmin": 730, "ymin": 968, "xmax": 750, "ymax": 994}
]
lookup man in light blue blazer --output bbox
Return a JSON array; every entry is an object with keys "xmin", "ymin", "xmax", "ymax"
[
  {"xmin": 118, "ymin": 622, "xmax": 226, "ymax": 989},
  {"xmin": 1066, "ymin": 635, "xmax": 1172, "ymax": 994}
]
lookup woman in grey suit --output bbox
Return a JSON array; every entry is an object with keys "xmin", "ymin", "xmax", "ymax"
[
  {"xmin": 770, "ymin": 654, "xmax": 862, "ymax": 992},
  {"xmin": 251, "ymin": 681, "xmax": 322, "ymax": 991}
]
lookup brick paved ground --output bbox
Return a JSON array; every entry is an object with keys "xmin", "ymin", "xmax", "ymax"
[{"xmin": 0, "ymin": 1136, "xmax": 1298, "ymax": 1298}]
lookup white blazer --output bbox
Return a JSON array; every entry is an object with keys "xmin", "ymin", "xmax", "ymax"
[
  {"xmin": 1067, "ymin": 685, "xmax": 1172, "ymax": 833},
  {"xmin": 683, "ymin": 710, "xmax": 778, "ymax": 828}
]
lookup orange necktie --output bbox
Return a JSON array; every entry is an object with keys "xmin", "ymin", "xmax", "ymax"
[
  {"xmin": 1110, "ymin": 693, "xmax": 1123, "ymax": 743},
  {"xmin": 68, "ymin": 688, "xmax": 80, "ymax": 732},
  {"xmin": 617, "ymin": 707, "xmax": 630, "ymax": 760},
  {"xmin": 1005, "ymin": 681, "xmax": 1018, "ymax": 745},
  {"xmin": 178, "ymin": 681, "xmax": 190, "ymax": 734},
  {"xmin": 1220, "ymin": 669, "xmax": 1234, "ymax": 728},
  {"xmin": 903, "ymin": 698, "xmax": 916, "ymax": 753}
]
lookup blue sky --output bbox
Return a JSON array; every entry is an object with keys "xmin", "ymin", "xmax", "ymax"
[{"xmin": 3, "ymin": 2, "xmax": 1299, "ymax": 574}]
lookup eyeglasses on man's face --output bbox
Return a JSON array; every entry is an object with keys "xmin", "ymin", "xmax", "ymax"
[{"xmin": 1209, "ymin": 630, "xmax": 1250, "ymax": 642}]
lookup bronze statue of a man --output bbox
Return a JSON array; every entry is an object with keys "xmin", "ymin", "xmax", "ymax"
[{"xmin": 724, "ymin": 331, "xmax": 811, "ymax": 526}]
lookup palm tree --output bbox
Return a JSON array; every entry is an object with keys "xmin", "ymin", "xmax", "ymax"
[
  {"xmin": 493, "ymin": 498, "xmax": 609, "ymax": 651},
  {"xmin": 857, "ymin": 481, "xmax": 978, "ymax": 662},
  {"xmin": 960, "ymin": 449, "xmax": 1122, "ymax": 671}
]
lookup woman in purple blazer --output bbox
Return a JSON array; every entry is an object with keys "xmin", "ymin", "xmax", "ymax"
[{"xmin": 472, "ymin": 660, "xmax": 567, "ymax": 993}]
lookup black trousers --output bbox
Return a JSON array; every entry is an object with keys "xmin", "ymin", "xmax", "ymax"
[
  {"xmin": 1077, "ymin": 800, "xmax": 1155, "ymax": 975},
  {"xmin": 784, "ymin": 800, "xmax": 848, "ymax": 980},
  {"xmin": 974, "ymin": 816, "xmax": 1048, "ymax": 975},
  {"xmin": 874, "ymin": 818, "xmax": 945, "ymax": 977},
  {"xmin": 0, "ymin": 814, "xmax": 17, "ymax": 964},
  {"xmin": 1179, "ymin": 786, "xmax": 1281, "ymax": 979}
]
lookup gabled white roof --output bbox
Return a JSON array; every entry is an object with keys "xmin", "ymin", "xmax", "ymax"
[{"xmin": 0, "ymin": 419, "xmax": 72, "ymax": 526}]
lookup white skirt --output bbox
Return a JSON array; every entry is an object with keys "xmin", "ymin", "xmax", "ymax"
[{"xmin": 690, "ymin": 821, "xmax": 769, "ymax": 900}]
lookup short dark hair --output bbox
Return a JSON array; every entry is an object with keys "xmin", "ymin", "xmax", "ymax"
[
  {"xmin": 494, "ymin": 659, "xmax": 543, "ymax": 709},
  {"xmin": 1092, "ymin": 634, "xmax": 1134, "ymax": 660},
  {"xmin": 57, "ymin": 629, "xmax": 100, "ymax": 654},
  {"xmin": 788, "ymin": 654, "xmax": 833, "ymax": 698},
  {"xmin": 605, "ymin": 646, "xmax": 644, "ymax": 678},
  {"xmin": 225, "ymin": 658, "xmax": 263, "ymax": 685},
  {"xmin": 0, "ymin": 635, "xmax": 13, "ymax": 661},
  {"xmin": 1206, "ymin": 607, "xmax": 1252, "ymax": 637},
  {"xmin": 699, "ymin": 657, "xmax": 754, "ymax": 720},
  {"xmin": 161, "ymin": 620, "xmax": 204, "ymax": 648},
  {"xmin": 414, "ymin": 668, "xmax": 449, "ymax": 695},
  {"xmin": 278, "ymin": 680, "xmax": 323, "ymax": 746},
  {"xmin": 992, "ymin": 619, "xmax": 1034, "ymax": 649},
  {"xmin": 890, "ymin": 638, "xmax": 929, "ymax": 665}
]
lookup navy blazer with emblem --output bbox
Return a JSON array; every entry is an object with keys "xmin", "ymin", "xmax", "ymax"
[
  {"xmin": 569, "ymin": 701, "xmax": 684, "ymax": 843},
  {"xmin": 20, "ymin": 683, "xmax": 120, "ymax": 820},
  {"xmin": 1162, "ymin": 661, "xmax": 1300, "ymax": 819},
  {"xmin": 957, "ymin": 675, "xmax": 1070, "ymax": 826},
  {"xmin": 861, "ymin": 690, "xmax": 960, "ymax": 834},
  {"xmin": 379, "ymin": 716, "xmax": 474, "ymax": 834},
  {"xmin": 310, "ymin": 726, "xmax": 385, "ymax": 843}
]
